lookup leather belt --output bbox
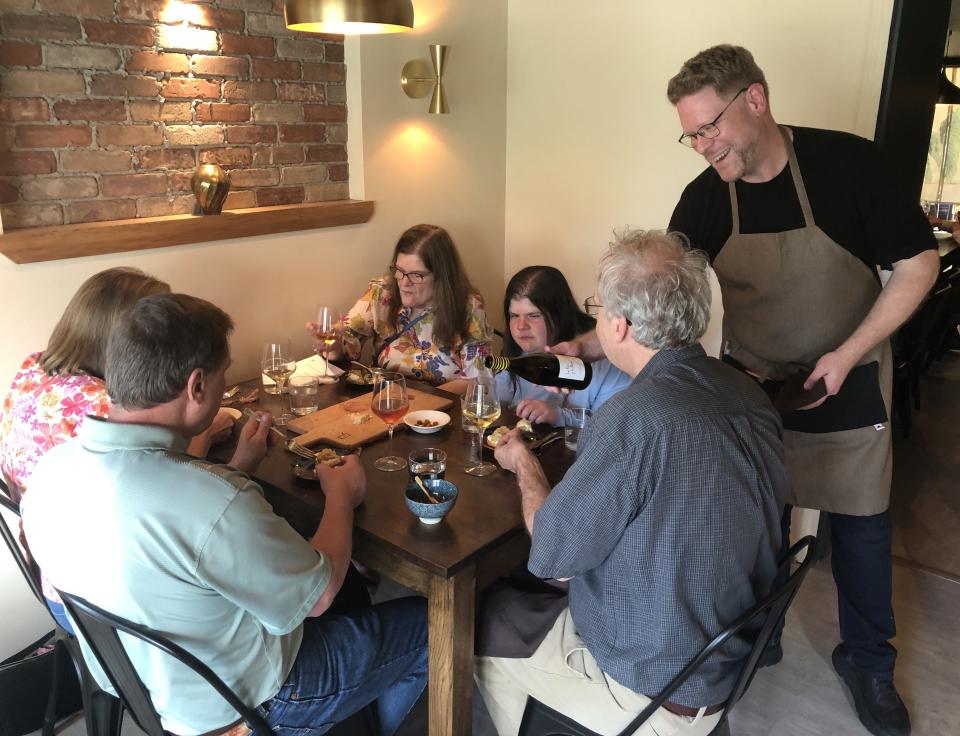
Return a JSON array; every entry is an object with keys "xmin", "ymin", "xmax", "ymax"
[{"xmin": 660, "ymin": 700, "xmax": 725, "ymax": 718}]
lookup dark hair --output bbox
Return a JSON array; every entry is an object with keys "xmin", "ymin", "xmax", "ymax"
[
  {"xmin": 40, "ymin": 267, "xmax": 170, "ymax": 379},
  {"xmin": 105, "ymin": 293, "xmax": 234, "ymax": 410},
  {"xmin": 501, "ymin": 266, "xmax": 596, "ymax": 357},
  {"xmin": 384, "ymin": 224, "xmax": 475, "ymax": 347}
]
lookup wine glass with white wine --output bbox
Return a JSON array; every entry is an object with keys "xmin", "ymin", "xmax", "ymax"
[
  {"xmin": 463, "ymin": 372, "xmax": 501, "ymax": 476},
  {"xmin": 261, "ymin": 341, "xmax": 296, "ymax": 426},
  {"xmin": 314, "ymin": 305, "xmax": 340, "ymax": 385}
]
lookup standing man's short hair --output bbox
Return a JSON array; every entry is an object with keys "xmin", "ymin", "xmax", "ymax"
[
  {"xmin": 597, "ymin": 229, "xmax": 711, "ymax": 349},
  {"xmin": 106, "ymin": 293, "xmax": 234, "ymax": 410},
  {"xmin": 666, "ymin": 44, "xmax": 768, "ymax": 104}
]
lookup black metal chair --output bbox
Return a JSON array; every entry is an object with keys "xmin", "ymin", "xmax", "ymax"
[
  {"xmin": 892, "ymin": 283, "xmax": 953, "ymax": 437},
  {"xmin": 518, "ymin": 535, "xmax": 819, "ymax": 736},
  {"xmin": 58, "ymin": 590, "xmax": 277, "ymax": 736},
  {"xmin": 0, "ymin": 483, "xmax": 123, "ymax": 736}
]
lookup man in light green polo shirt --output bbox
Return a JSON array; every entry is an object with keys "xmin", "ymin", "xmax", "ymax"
[{"xmin": 23, "ymin": 293, "xmax": 428, "ymax": 736}]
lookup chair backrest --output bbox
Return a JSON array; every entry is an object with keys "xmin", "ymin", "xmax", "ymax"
[
  {"xmin": 57, "ymin": 591, "xmax": 276, "ymax": 736},
  {"xmin": 628, "ymin": 535, "xmax": 817, "ymax": 732},
  {"xmin": 519, "ymin": 535, "xmax": 818, "ymax": 736},
  {"xmin": 0, "ymin": 483, "xmax": 46, "ymax": 606}
]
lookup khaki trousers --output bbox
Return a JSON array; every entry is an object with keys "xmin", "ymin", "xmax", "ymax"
[{"xmin": 475, "ymin": 608, "xmax": 723, "ymax": 736}]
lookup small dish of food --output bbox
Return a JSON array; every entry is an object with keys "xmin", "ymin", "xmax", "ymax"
[
  {"xmin": 343, "ymin": 365, "xmax": 377, "ymax": 385},
  {"xmin": 404, "ymin": 410, "xmax": 450, "ymax": 434},
  {"xmin": 485, "ymin": 418, "xmax": 537, "ymax": 448},
  {"xmin": 290, "ymin": 447, "xmax": 348, "ymax": 480},
  {"xmin": 221, "ymin": 407, "xmax": 242, "ymax": 421}
]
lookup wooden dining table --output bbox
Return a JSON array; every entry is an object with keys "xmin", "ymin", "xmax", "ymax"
[{"xmin": 220, "ymin": 374, "xmax": 573, "ymax": 736}]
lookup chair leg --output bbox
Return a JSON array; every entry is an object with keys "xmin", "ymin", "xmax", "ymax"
[
  {"xmin": 42, "ymin": 639, "xmax": 67, "ymax": 736},
  {"xmin": 709, "ymin": 718, "xmax": 732, "ymax": 736},
  {"xmin": 84, "ymin": 690, "xmax": 124, "ymax": 736}
]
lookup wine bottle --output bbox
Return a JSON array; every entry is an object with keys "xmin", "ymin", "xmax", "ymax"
[{"xmin": 484, "ymin": 353, "xmax": 592, "ymax": 390}]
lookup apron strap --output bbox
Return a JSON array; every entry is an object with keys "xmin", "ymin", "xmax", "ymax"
[
  {"xmin": 779, "ymin": 126, "xmax": 816, "ymax": 228},
  {"xmin": 727, "ymin": 126, "xmax": 816, "ymax": 231}
]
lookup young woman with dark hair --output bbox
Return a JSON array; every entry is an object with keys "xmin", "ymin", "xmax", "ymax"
[{"xmin": 498, "ymin": 266, "xmax": 630, "ymax": 426}]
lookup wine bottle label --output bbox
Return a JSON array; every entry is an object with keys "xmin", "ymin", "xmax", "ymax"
[{"xmin": 555, "ymin": 355, "xmax": 586, "ymax": 381}]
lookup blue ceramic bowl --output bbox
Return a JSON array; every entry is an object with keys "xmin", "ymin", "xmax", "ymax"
[{"xmin": 404, "ymin": 479, "xmax": 458, "ymax": 525}]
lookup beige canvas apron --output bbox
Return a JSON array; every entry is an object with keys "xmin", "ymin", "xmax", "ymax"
[{"xmin": 713, "ymin": 127, "xmax": 892, "ymax": 515}]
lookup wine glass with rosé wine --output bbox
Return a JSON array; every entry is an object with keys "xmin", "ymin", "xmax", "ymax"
[{"xmin": 371, "ymin": 371, "xmax": 410, "ymax": 471}]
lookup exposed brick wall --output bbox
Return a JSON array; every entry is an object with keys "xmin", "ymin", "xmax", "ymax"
[{"xmin": 0, "ymin": 0, "xmax": 349, "ymax": 230}]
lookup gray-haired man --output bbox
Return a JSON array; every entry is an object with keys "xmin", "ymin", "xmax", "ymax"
[{"xmin": 476, "ymin": 230, "xmax": 789, "ymax": 736}]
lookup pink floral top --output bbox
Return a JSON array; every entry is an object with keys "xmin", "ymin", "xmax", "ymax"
[
  {"xmin": 0, "ymin": 353, "xmax": 110, "ymax": 499},
  {"xmin": 343, "ymin": 278, "xmax": 493, "ymax": 385}
]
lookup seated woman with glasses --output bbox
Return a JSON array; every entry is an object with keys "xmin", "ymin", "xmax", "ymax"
[
  {"xmin": 314, "ymin": 224, "xmax": 493, "ymax": 390},
  {"xmin": 497, "ymin": 266, "xmax": 631, "ymax": 425}
]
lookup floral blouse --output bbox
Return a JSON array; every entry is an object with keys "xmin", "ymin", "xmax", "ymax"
[
  {"xmin": 343, "ymin": 278, "xmax": 494, "ymax": 385},
  {"xmin": 0, "ymin": 352, "xmax": 110, "ymax": 499}
]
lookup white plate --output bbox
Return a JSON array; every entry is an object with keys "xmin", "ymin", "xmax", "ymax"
[
  {"xmin": 404, "ymin": 410, "xmax": 451, "ymax": 433},
  {"xmin": 221, "ymin": 407, "xmax": 242, "ymax": 420}
]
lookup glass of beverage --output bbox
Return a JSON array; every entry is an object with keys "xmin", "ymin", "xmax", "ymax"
[
  {"xmin": 314, "ymin": 305, "xmax": 340, "ymax": 385},
  {"xmin": 371, "ymin": 371, "xmax": 410, "ymax": 471},
  {"xmin": 261, "ymin": 341, "xmax": 296, "ymax": 426},
  {"xmin": 460, "ymin": 393, "xmax": 480, "ymax": 434},
  {"xmin": 463, "ymin": 374, "xmax": 501, "ymax": 476},
  {"xmin": 289, "ymin": 375, "xmax": 319, "ymax": 415},
  {"xmin": 408, "ymin": 447, "xmax": 447, "ymax": 482},
  {"xmin": 564, "ymin": 407, "xmax": 591, "ymax": 452}
]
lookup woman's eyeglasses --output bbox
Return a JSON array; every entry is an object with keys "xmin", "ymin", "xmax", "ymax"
[{"xmin": 389, "ymin": 266, "xmax": 432, "ymax": 284}]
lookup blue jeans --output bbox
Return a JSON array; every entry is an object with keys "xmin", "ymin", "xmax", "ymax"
[
  {"xmin": 255, "ymin": 596, "xmax": 428, "ymax": 736},
  {"xmin": 46, "ymin": 597, "xmax": 75, "ymax": 635},
  {"xmin": 779, "ymin": 506, "xmax": 896, "ymax": 677}
]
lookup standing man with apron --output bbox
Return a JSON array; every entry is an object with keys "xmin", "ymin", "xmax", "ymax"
[{"xmin": 667, "ymin": 45, "xmax": 939, "ymax": 736}]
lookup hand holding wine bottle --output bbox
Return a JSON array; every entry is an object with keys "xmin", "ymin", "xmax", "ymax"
[{"xmin": 484, "ymin": 352, "xmax": 592, "ymax": 391}]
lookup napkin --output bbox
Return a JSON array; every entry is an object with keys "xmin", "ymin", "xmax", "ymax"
[{"xmin": 262, "ymin": 354, "xmax": 344, "ymax": 385}]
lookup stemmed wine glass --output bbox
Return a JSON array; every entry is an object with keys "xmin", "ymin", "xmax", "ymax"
[
  {"xmin": 261, "ymin": 341, "xmax": 296, "ymax": 426},
  {"xmin": 314, "ymin": 305, "xmax": 340, "ymax": 385},
  {"xmin": 371, "ymin": 371, "xmax": 410, "ymax": 471},
  {"xmin": 463, "ymin": 372, "xmax": 501, "ymax": 476}
]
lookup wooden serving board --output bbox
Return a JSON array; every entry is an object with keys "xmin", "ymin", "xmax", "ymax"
[{"xmin": 287, "ymin": 388, "xmax": 454, "ymax": 449}]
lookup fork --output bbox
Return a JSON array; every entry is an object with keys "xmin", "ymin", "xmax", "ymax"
[{"xmin": 287, "ymin": 441, "xmax": 319, "ymax": 461}]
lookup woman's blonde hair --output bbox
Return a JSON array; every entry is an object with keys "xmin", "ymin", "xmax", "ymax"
[
  {"xmin": 384, "ymin": 224, "xmax": 475, "ymax": 347},
  {"xmin": 40, "ymin": 267, "xmax": 171, "ymax": 378}
]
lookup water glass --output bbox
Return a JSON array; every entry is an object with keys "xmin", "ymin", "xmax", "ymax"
[
  {"xmin": 289, "ymin": 376, "xmax": 319, "ymax": 416},
  {"xmin": 408, "ymin": 447, "xmax": 447, "ymax": 482},
  {"xmin": 564, "ymin": 407, "xmax": 591, "ymax": 452}
]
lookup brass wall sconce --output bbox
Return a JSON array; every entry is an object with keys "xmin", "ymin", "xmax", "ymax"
[{"xmin": 401, "ymin": 45, "xmax": 449, "ymax": 114}]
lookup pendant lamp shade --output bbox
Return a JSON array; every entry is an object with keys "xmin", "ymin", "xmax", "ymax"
[{"xmin": 284, "ymin": 0, "xmax": 414, "ymax": 34}]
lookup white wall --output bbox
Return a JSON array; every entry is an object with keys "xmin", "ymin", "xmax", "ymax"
[
  {"xmin": 0, "ymin": 0, "xmax": 507, "ymax": 657},
  {"xmin": 503, "ymin": 0, "xmax": 894, "ymax": 355}
]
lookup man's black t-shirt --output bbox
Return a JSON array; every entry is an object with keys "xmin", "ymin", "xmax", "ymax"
[{"xmin": 668, "ymin": 126, "xmax": 936, "ymax": 272}]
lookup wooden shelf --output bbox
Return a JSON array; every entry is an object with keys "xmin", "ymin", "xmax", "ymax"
[{"xmin": 0, "ymin": 199, "xmax": 375, "ymax": 264}]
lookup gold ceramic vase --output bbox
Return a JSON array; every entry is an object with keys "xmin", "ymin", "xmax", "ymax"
[{"xmin": 191, "ymin": 164, "xmax": 231, "ymax": 215}]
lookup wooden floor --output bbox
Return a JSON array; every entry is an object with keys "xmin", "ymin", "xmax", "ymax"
[{"xmin": 890, "ymin": 351, "xmax": 960, "ymax": 578}]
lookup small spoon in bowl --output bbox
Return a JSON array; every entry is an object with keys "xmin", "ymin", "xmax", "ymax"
[{"xmin": 414, "ymin": 475, "xmax": 441, "ymax": 504}]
